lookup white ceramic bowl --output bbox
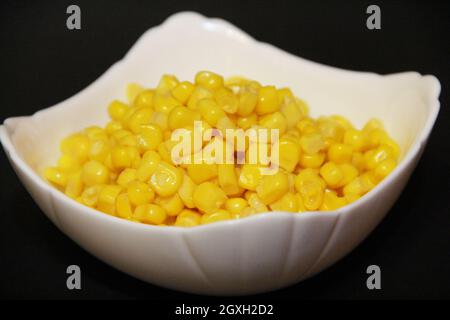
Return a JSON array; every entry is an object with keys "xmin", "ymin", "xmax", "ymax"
[{"xmin": 0, "ymin": 12, "xmax": 440, "ymax": 295}]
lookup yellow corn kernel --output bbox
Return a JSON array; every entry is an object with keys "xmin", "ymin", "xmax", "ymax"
[
  {"xmin": 295, "ymin": 193, "xmax": 306, "ymax": 212},
  {"xmin": 317, "ymin": 118, "xmax": 345, "ymax": 142},
  {"xmin": 345, "ymin": 193, "xmax": 361, "ymax": 204},
  {"xmin": 150, "ymin": 162, "xmax": 183, "ymax": 197},
  {"xmin": 367, "ymin": 128, "xmax": 388, "ymax": 148},
  {"xmin": 218, "ymin": 164, "xmax": 240, "ymax": 196},
  {"xmin": 225, "ymin": 198, "xmax": 248, "ymax": 215},
  {"xmin": 320, "ymin": 189, "xmax": 347, "ymax": 211},
  {"xmin": 149, "ymin": 111, "xmax": 169, "ymax": 131},
  {"xmin": 108, "ymin": 100, "xmax": 129, "ymax": 121},
  {"xmin": 117, "ymin": 169, "xmax": 138, "ymax": 187},
  {"xmin": 127, "ymin": 181, "xmax": 154, "ymax": 206},
  {"xmin": 57, "ymin": 154, "xmax": 80, "ymax": 172},
  {"xmin": 247, "ymin": 192, "xmax": 268, "ymax": 212},
  {"xmin": 299, "ymin": 132, "xmax": 326, "ymax": 155},
  {"xmin": 237, "ymin": 114, "xmax": 257, "ymax": 130},
  {"xmin": 201, "ymin": 210, "xmax": 231, "ymax": 225},
  {"xmin": 197, "ymin": 98, "xmax": 226, "ymax": 126},
  {"xmin": 174, "ymin": 209, "xmax": 202, "ymax": 227},
  {"xmin": 172, "ymin": 81, "xmax": 195, "ymax": 104},
  {"xmin": 156, "ymin": 74, "xmax": 179, "ymax": 94},
  {"xmin": 105, "ymin": 120, "xmax": 123, "ymax": 135},
  {"xmin": 363, "ymin": 144, "xmax": 395, "ymax": 170},
  {"xmin": 380, "ymin": 137, "xmax": 400, "ymax": 159},
  {"xmin": 337, "ymin": 163, "xmax": 359, "ymax": 187},
  {"xmin": 97, "ymin": 185, "xmax": 122, "ymax": 215},
  {"xmin": 65, "ymin": 172, "xmax": 83, "ymax": 198},
  {"xmin": 156, "ymin": 193, "xmax": 184, "ymax": 216},
  {"xmin": 187, "ymin": 86, "xmax": 213, "ymax": 109},
  {"xmin": 259, "ymin": 111, "xmax": 287, "ymax": 136},
  {"xmin": 111, "ymin": 146, "xmax": 136, "ymax": 170},
  {"xmin": 193, "ymin": 182, "xmax": 227, "ymax": 214},
  {"xmin": 299, "ymin": 152, "xmax": 325, "ymax": 168},
  {"xmin": 256, "ymin": 86, "xmax": 279, "ymax": 115},
  {"xmin": 84, "ymin": 126, "xmax": 108, "ymax": 141},
  {"xmin": 256, "ymin": 171, "xmax": 289, "ymax": 205},
  {"xmin": 153, "ymin": 93, "xmax": 181, "ymax": 114},
  {"xmin": 133, "ymin": 204, "xmax": 167, "ymax": 225},
  {"xmin": 270, "ymin": 192, "xmax": 299, "ymax": 212},
  {"xmin": 127, "ymin": 107, "xmax": 153, "ymax": 133},
  {"xmin": 343, "ymin": 129, "xmax": 369, "ymax": 152},
  {"xmin": 187, "ymin": 162, "xmax": 218, "ymax": 184},
  {"xmin": 88, "ymin": 139, "xmax": 110, "ymax": 163},
  {"xmin": 116, "ymin": 193, "xmax": 133, "ymax": 219},
  {"xmin": 60, "ymin": 133, "xmax": 90, "ymax": 163},
  {"xmin": 195, "ymin": 71, "xmax": 224, "ymax": 91},
  {"xmin": 133, "ymin": 89, "xmax": 154, "ymax": 108},
  {"xmin": 80, "ymin": 185, "xmax": 103, "ymax": 207},
  {"xmin": 238, "ymin": 90, "xmax": 258, "ymax": 116},
  {"xmin": 319, "ymin": 162, "xmax": 344, "ymax": 188},
  {"xmin": 168, "ymin": 106, "xmax": 200, "ymax": 130},
  {"xmin": 280, "ymin": 101, "xmax": 304, "ymax": 129},
  {"xmin": 81, "ymin": 160, "xmax": 109, "ymax": 187},
  {"xmin": 136, "ymin": 150, "xmax": 161, "ymax": 182},
  {"xmin": 295, "ymin": 169, "xmax": 325, "ymax": 210},
  {"xmin": 343, "ymin": 173, "xmax": 376, "ymax": 197},
  {"xmin": 277, "ymin": 88, "xmax": 295, "ymax": 104},
  {"xmin": 238, "ymin": 164, "xmax": 262, "ymax": 191},
  {"xmin": 135, "ymin": 124, "xmax": 163, "ymax": 152},
  {"xmin": 327, "ymin": 143, "xmax": 353, "ymax": 164},
  {"xmin": 373, "ymin": 158, "xmax": 397, "ymax": 182},
  {"xmin": 177, "ymin": 174, "xmax": 196, "ymax": 208},
  {"xmin": 215, "ymin": 87, "xmax": 239, "ymax": 114},
  {"xmin": 276, "ymin": 137, "xmax": 301, "ymax": 172},
  {"xmin": 296, "ymin": 117, "xmax": 317, "ymax": 134},
  {"xmin": 351, "ymin": 152, "xmax": 365, "ymax": 172}
]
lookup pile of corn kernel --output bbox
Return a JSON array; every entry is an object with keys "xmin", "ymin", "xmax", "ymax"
[{"xmin": 44, "ymin": 71, "xmax": 399, "ymax": 227}]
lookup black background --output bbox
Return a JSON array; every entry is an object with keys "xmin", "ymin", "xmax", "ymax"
[{"xmin": 0, "ymin": 0, "xmax": 449, "ymax": 300}]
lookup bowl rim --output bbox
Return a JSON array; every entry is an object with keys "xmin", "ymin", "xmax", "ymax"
[{"xmin": 0, "ymin": 11, "xmax": 441, "ymax": 234}]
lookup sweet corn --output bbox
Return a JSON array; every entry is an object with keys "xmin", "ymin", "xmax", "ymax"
[
  {"xmin": 225, "ymin": 198, "xmax": 248, "ymax": 215},
  {"xmin": 116, "ymin": 193, "xmax": 133, "ymax": 219},
  {"xmin": 218, "ymin": 164, "xmax": 240, "ymax": 196},
  {"xmin": 201, "ymin": 210, "xmax": 231, "ymax": 225},
  {"xmin": 133, "ymin": 89, "xmax": 154, "ymax": 108},
  {"xmin": 256, "ymin": 86, "xmax": 279, "ymax": 115},
  {"xmin": 97, "ymin": 185, "xmax": 122, "ymax": 215},
  {"xmin": 150, "ymin": 162, "xmax": 183, "ymax": 197},
  {"xmin": 177, "ymin": 173, "xmax": 196, "ymax": 208},
  {"xmin": 328, "ymin": 143, "xmax": 353, "ymax": 164},
  {"xmin": 108, "ymin": 100, "xmax": 129, "ymax": 121},
  {"xmin": 45, "ymin": 167, "xmax": 68, "ymax": 187},
  {"xmin": 46, "ymin": 71, "xmax": 399, "ymax": 227},
  {"xmin": 256, "ymin": 171, "xmax": 289, "ymax": 204},
  {"xmin": 174, "ymin": 209, "xmax": 202, "ymax": 227},
  {"xmin": 238, "ymin": 164, "xmax": 262, "ymax": 191},
  {"xmin": 270, "ymin": 192, "xmax": 299, "ymax": 212},
  {"xmin": 81, "ymin": 160, "xmax": 109, "ymax": 187},
  {"xmin": 319, "ymin": 162, "xmax": 344, "ymax": 188},
  {"xmin": 197, "ymin": 98, "xmax": 226, "ymax": 126},
  {"xmin": 133, "ymin": 204, "xmax": 167, "ymax": 225},
  {"xmin": 193, "ymin": 182, "xmax": 227, "ymax": 214},
  {"xmin": 127, "ymin": 181, "xmax": 155, "ymax": 206},
  {"xmin": 156, "ymin": 193, "xmax": 184, "ymax": 216},
  {"xmin": 195, "ymin": 71, "xmax": 223, "ymax": 91},
  {"xmin": 172, "ymin": 81, "xmax": 195, "ymax": 104}
]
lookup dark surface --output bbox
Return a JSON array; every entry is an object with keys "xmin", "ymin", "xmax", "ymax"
[{"xmin": 0, "ymin": 0, "xmax": 449, "ymax": 300}]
